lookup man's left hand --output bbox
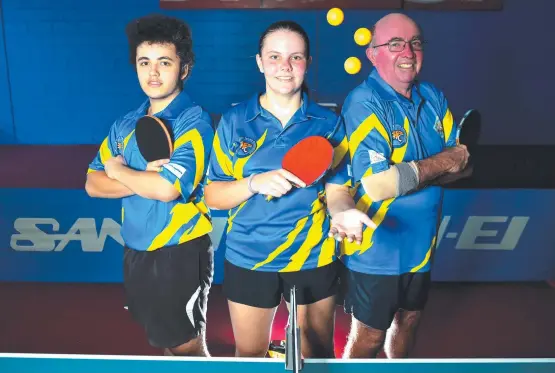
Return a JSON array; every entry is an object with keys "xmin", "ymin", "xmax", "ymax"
[
  {"xmin": 104, "ymin": 155, "xmax": 127, "ymax": 179},
  {"xmin": 329, "ymin": 209, "xmax": 376, "ymax": 245}
]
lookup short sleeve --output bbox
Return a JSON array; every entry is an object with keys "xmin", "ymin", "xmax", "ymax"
[
  {"xmin": 343, "ymin": 101, "xmax": 392, "ymax": 183},
  {"xmin": 324, "ymin": 116, "xmax": 351, "ymax": 186},
  {"xmin": 158, "ymin": 111, "xmax": 214, "ymax": 200},
  {"xmin": 439, "ymin": 92, "xmax": 457, "ymax": 148},
  {"xmin": 87, "ymin": 121, "xmax": 119, "ymax": 174},
  {"xmin": 206, "ymin": 114, "xmax": 235, "ymax": 183}
]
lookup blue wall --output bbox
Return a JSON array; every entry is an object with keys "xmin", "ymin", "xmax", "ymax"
[
  {"xmin": 0, "ymin": 0, "xmax": 553, "ymax": 145},
  {"xmin": 0, "ymin": 3, "xmax": 14, "ymax": 144}
]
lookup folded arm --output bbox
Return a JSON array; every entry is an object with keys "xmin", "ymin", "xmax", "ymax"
[
  {"xmin": 85, "ymin": 124, "xmax": 135, "ymax": 199},
  {"xmin": 361, "ymin": 145, "xmax": 469, "ymax": 202},
  {"xmin": 430, "ymin": 164, "xmax": 473, "ymax": 186},
  {"xmin": 85, "ymin": 170, "xmax": 134, "ymax": 198},
  {"xmin": 107, "ymin": 158, "xmax": 180, "ymax": 202}
]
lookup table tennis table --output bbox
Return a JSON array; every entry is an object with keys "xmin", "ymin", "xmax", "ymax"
[{"xmin": 1, "ymin": 354, "xmax": 554, "ymax": 373}]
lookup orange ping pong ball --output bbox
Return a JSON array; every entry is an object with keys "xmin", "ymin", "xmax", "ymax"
[
  {"xmin": 354, "ymin": 27, "xmax": 372, "ymax": 46},
  {"xmin": 327, "ymin": 8, "xmax": 344, "ymax": 26},
  {"xmin": 344, "ymin": 57, "xmax": 362, "ymax": 75}
]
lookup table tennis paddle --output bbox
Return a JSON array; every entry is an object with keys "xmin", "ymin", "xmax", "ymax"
[
  {"xmin": 135, "ymin": 115, "xmax": 174, "ymax": 162},
  {"xmin": 266, "ymin": 136, "xmax": 334, "ymax": 201},
  {"xmin": 456, "ymin": 109, "xmax": 481, "ymax": 147}
]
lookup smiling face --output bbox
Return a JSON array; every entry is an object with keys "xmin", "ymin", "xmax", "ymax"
[
  {"xmin": 135, "ymin": 42, "xmax": 187, "ymax": 102},
  {"xmin": 367, "ymin": 14, "xmax": 423, "ymax": 95},
  {"xmin": 256, "ymin": 29, "xmax": 310, "ymax": 98}
]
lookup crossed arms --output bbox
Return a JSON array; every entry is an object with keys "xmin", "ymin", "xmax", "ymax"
[
  {"xmin": 86, "ymin": 115, "xmax": 212, "ymax": 203},
  {"xmin": 345, "ymin": 101, "xmax": 470, "ymax": 203},
  {"xmin": 86, "ymin": 156, "xmax": 179, "ymax": 202}
]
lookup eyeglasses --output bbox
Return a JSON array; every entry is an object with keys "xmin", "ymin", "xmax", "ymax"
[{"xmin": 372, "ymin": 39, "xmax": 424, "ymax": 53}]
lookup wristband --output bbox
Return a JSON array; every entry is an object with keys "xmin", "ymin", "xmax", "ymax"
[
  {"xmin": 408, "ymin": 161, "xmax": 420, "ymax": 183},
  {"xmin": 395, "ymin": 162, "xmax": 419, "ymax": 196},
  {"xmin": 247, "ymin": 173, "xmax": 258, "ymax": 194}
]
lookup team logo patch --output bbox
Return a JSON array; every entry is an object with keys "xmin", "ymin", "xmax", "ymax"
[
  {"xmin": 391, "ymin": 125, "xmax": 407, "ymax": 148},
  {"xmin": 434, "ymin": 117, "xmax": 445, "ymax": 140},
  {"xmin": 115, "ymin": 136, "xmax": 124, "ymax": 153},
  {"xmin": 232, "ymin": 137, "xmax": 257, "ymax": 158}
]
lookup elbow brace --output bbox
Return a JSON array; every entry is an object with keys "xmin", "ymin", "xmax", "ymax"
[{"xmin": 394, "ymin": 161, "xmax": 420, "ymax": 196}]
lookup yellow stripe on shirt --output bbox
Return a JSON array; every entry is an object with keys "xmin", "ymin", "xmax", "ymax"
[
  {"xmin": 443, "ymin": 109, "xmax": 454, "ymax": 144},
  {"xmin": 99, "ymin": 137, "xmax": 113, "ymax": 164},
  {"xmin": 213, "ymin": 132, "xmax": 234, "ymax": 177},
  {"xmin": 349, "ymin": 114, "xmax": 391, "ymax": 158},
  {"xmin": 174, "ymin": 128, "xmax": 204, "ymax": 190},
  {"xmin": 331, "ymin": 135, "xmax": 349, "ymax": 169}
]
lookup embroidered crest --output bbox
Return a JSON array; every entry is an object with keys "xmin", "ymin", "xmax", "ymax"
[
  {"xmin": 115, "ymin": 136, "xmax": 124, "ymax": 154},
  {"xmin": 232, "ymin": 137, "xmax": 257, "ymax": 158},
  {"xmin": 434, "ymin": 117, "xmax": 445, "ymax": 140},
  {"xmin": 391, "ymin": 125, "xmax": 407, "ymax": 148}
]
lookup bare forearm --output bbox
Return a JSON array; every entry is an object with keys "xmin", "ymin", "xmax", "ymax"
[
  {"xmin": 325, "ymin": 184, "xmax": 355, "ymax": 217},
  {"xmin": 360, "ymin": 146, "xmax": 468, "ymax": 202},
  {"xmin": 361, "ymin": 154, "xmax": 454, "ymax": 202},
  {"xmin": 415, "ymin": 152, "xmax": 457, "ymax": 186},
  {"xmin": 113, "ymin": 167, "xmax": 179, "ymax": 202},
  {"xmin": 432, "ymin": 165, "xmax": 473, "ymax": 185},
  {"xmin": 205, "ymin": 179, "xmax": 253, "ymax": 210},
  {"xmin": 85, "ymin": 171, "xmax": 134, "ymax": 198}
]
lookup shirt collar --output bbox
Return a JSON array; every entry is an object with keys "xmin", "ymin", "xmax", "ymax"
[
  {"xmin": 245, "ymin": 92, "xmax": 326, "ymax": 123},
  {"xmin": 134, "ymin": 90, "xmax": 194, "ymax": 120},
  {"xmin": 366, "ymin": 68, "xmax": 424, "ymax": 104}
]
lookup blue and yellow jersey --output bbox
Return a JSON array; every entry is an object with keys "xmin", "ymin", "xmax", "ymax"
[
  {"xmin": 207, "ymin": 93, "xmax": 351, "ymax": 272},
  {"xmin": 341, "ymin": 69, "xmax": 456, "ymax": 275},
  {"xmin": 88, "ymin": 91, "xmax": 214, "ymax": 251}
]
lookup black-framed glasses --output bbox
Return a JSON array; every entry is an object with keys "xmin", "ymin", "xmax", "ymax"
[{"xmin": 372, "ymin": 39, "xmax": 424, "ymax": 53}]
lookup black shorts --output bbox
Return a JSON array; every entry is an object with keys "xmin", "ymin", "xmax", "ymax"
[
  {"xmin": 341, "ymin": 266, "xmax": 431, "ymax": 331},
  {"xmin": 123, "ymin": 234, "xmax": 213, "ymax": 349},
  {"xmin": 223, "ymin": 260, "xmax": 340, "ymax": 308}
]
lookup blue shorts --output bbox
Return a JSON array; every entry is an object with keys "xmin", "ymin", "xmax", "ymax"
[{"xmin": 340, "ymin": 264, "xmax": 431, "ymax": 331}]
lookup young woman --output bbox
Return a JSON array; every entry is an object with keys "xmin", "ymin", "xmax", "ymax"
[{"xmin": 205, "ymin": 20, "xmax": 373, "ymax": 358}]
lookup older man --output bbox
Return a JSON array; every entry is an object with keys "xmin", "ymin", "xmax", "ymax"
[{"xmin": 340, "ymin": 13, "xmax": 470, "ymax": 358}]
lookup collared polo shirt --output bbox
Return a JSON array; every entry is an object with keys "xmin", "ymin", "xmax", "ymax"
[
  {"xmin": 88, "ymin": 91, "xmax": 214, "ymax": 251},
  {"xmin": 341, "ymin": 69, "xmax": 456, "ymax": 275},
  {"xmin": 207, "ymin": 93, "xmax": 350, "ymax": 272}
]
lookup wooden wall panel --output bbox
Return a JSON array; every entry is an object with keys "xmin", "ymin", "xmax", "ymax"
[
  {"xmin": 403, "ymin": 0, "xmax": 503, "ymax": 11},
  {"xmin": 160, "ymin": 0, "xmax": 261, "ymax": 10},
  {"xmin": 160, "ymin": 0, "xmax": 501, "ymax": 10},
  {"xmin": 261, "ymin": 0, "xmax": 402, "ymax": 9}
]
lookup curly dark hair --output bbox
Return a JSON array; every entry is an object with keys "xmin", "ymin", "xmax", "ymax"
[{"xmin": 125, "ymin": 14, "xmax": 195, "ymax": 84}]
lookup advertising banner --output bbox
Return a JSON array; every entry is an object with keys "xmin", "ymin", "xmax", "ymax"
[{"xmin": 1, "ymin": 189, "xmax": 553, "ymax": 283}]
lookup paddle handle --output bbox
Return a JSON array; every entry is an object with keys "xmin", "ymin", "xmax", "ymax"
[
  {"xmin": 285, "ymin": 286, "xmax": 302, "ymax": 372},
  {"xmin": 456, "ymin": 109, "xmax": 477, "ymax": 146}
]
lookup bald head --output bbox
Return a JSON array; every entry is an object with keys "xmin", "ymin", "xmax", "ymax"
[
  {"xmin": 365, "ymin": 13, "xmax": 424, "ymax": 97},
  {"xmin": 370, "ymin": 13, "xmax": 422, "ymax": 47}
]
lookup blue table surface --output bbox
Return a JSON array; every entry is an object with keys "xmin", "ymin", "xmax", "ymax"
[{"xmin": 1, "ymin": 354, "xmax": 554, "ymax": 373}]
